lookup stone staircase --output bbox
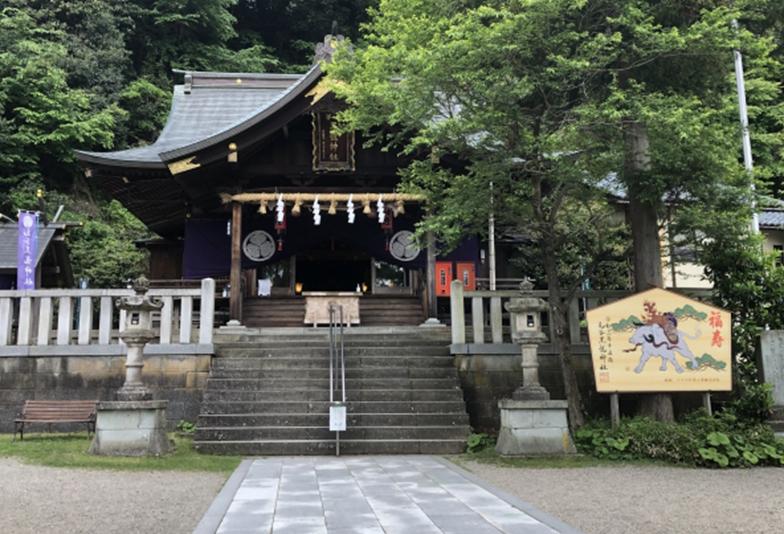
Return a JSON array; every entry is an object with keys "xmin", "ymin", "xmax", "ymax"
[
  {"xmin": 243, "ymin": 297, "xmax": 305, "ymax": 328},
  {"xmin": 193, "ymin": 328, "xmax": 469, "ymax": 455},
  {"xmin": 242, "ymin": 296, "xmax": 424, "ymax": 328},
  {"xmin": 359, "ymin": 296, "xmax": 424, "ymax": 326}
]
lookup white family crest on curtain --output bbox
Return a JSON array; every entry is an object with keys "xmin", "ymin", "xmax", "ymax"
[
  {"xmin": 389, "ymin": 230, "xmax": 420, "ymax": 261},
  {"xmin": 243, "ymin": 230, "xmax": 276, "ymax": 262}
]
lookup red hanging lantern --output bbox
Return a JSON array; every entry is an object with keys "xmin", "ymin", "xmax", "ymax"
[{"xmin": 382, "ymin": 207, "xmax": 394, "ymax": 251}]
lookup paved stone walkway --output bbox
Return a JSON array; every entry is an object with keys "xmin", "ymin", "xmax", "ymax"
[{"xmin": 195, "ymin": 456, "xmax": 579, "ymax": 534}]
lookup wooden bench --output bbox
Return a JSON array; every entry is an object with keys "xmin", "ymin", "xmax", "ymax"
[{"xmin": 14, "ymin": 400, "xmax": 98, "ymax": 441}]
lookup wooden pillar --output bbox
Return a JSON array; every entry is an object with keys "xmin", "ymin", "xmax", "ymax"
[
  {"xmin": 229, "ymin": 201, "xmax": 243, "ymax": 322},
  {"xmin": 426, "ymin": 230, "xmax": 437, "ymax": 319},
  {"xmin": 610, "ymin": 393, "xmax": 620, "ymax": 429},
  {"xmin": 702, "ymin": 392, "xmax": 713, "ymax": 416},
  {"xmin": 289, "ymin": 255, "xmax": 297, "ymax": 296}
]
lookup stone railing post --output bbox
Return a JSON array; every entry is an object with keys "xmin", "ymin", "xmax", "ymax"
[
  {"xmin": 16, "ymin": 296, "xmax": 33, "ymax": 345},
  {"xmin": 199, "ymin": 278, "xmax": 215, "ymax": 345},
  {"xmin": 0, "ymin": 297, "xmax": 12, "ymax": 345},
  {"xmin": 450, "ymin": 279, "xmax": 465, "ymax": 344}
]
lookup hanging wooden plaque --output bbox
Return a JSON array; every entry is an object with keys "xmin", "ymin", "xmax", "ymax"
[{"xmin": 312, "ymin": 112, "xmax": 355, "ymax": 172}]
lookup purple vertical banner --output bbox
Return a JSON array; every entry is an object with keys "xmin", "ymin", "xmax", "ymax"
[{"xmin": 17, "ymin": 211, "xmax": 39, "ymax": 290}]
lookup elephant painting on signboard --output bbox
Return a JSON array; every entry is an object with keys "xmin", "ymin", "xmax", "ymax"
[{"xmin": 628, "ymin": 323, "xmax": 700, "ymax": 374}]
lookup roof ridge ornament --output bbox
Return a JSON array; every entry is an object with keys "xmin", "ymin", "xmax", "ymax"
[{"xmin": 314, "ymin": 34, "xmax": 346, "ymax": 64}]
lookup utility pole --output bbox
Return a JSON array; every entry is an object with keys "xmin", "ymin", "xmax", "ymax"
[
  {"xmin": 732, "ymin": 20, "xmax": 759, "ymax": 234},
  {"xmin": 488, "ymin": 182, "xmax": 497, "ymax": 291}
]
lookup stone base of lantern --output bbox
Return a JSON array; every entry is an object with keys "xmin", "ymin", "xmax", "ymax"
[
  {"xmin": 89, "ymin": 400, "xmax": 171, "ymax": 456},
  {"xmin": 115, "ymin": 383, "xmax": 152, "ymax": 402},
  {"xmin": 495, "ymin": 399, "xmax": 576, "ymax": 456}
]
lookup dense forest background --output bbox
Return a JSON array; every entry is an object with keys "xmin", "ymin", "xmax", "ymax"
[
  {"xmin": 1, "ymin": 0, "xmax": 783, "ymax": 290},
  {"xmin": 0, "ymin": 0, "xmax": 373, "ymax": 286}
]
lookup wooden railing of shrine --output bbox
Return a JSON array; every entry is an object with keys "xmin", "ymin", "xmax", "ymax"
[
  {"xmin": 449, "ymin": 279, "xmax": 713, "ymax": 352},
  {"xmin": 0, "ymin": 278, "xmax": 215, "ymax": 350},
  {"xmin": 475, "ymin": 278, "xmax": 528, "ymax": 291}
]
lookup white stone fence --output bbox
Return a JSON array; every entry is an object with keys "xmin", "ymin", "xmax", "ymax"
[
  {"xmin": 0, "ymin": 278, "xmax": 215, "ymax": 350},
  {"xmin": 449, "ymin": 280, "xmax": 712, "ymax": 350}
]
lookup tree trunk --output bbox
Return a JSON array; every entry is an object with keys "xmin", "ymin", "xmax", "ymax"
[
  {"xmin": 542, "ymin": 242, "xmax": 586, "ymax": 429},
  {"xmin": 625, "ymin": 120, "xmax": 674, "ymax": 422}
]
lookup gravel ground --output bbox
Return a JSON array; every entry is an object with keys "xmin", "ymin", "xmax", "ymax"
[
  {"xmin": 0, "ymin": 458, "xmax": 227, "ymax": 534},
  {"xmin": 460, "ymin": 460, "xmax": 784, "ymax": 534}
]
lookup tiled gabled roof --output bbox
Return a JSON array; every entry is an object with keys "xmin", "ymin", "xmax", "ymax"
[
  {"xmin": 0, "ymin": 223, "xmax": 59, "ymax": 271},
  {"xmin": 75, "ymin": 67, "xmax": 320, "ymax": 169}
]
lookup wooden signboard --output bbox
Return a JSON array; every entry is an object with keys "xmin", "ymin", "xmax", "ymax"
[
  {"xmin": 312, "ymin": 112, "xmax": 355, "ymax": 172},
  {"xmin": 586, "ymin": 288, "xmax": 731, "ymax": 393}
]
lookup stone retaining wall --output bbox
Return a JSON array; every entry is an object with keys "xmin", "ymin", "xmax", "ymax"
[
  {"xmin": 0, "ymin": 353, "xmax": 210, "ymax": 433},
  {"xmin": 455, "ymin": 348, "xmax": 708, "ymax": 433},
  {"xmin": 0, "ymin": 341, "xmax": 715, "ymax": 436}
]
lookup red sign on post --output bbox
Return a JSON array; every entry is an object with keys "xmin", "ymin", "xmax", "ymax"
[
  {"xmin": 456, "ymin": 262, "xmax": 476, "ymax": 291},
  {"xmin": 435, "ymin": 261, "xmax": 453, "ymax": 296}
]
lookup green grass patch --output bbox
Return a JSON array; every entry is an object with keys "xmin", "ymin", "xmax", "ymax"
[
  {"xmin": 453, "ymin": 444, "xmax": 667, "ymax": 469},
  {"xmin": 0, "ymin": 433, "xmax": 241, "ymax": 473}
]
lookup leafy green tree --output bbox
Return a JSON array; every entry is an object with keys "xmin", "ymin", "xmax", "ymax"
[
  {"xmin": 7, "ymin": 182, "xmax": 149, "ymax": 288},
  {"xmin": 326, "ymin": 0, "xmax": 646, "ymax": 427},
  {"xmin": 68, "ymin": 200, "xmax": 150, "ymax": 287},
  {"xmin": 20, "ymin": 0, "xmax": 133, "ymax": 108},
  {"xmin": 735, "ymin": 0, "xmax": 784, "ymax": 197},
  {"xmin": 579, "ymin": 1, "xmax": 773, "ymax": 420},
  {"xmin": 0, "ymin": 6, "xmax": 120, "ymax": 207},
  {"xmin": 125, "ymin": 0, "xmax": 279, "ymax": 85},
  {"xmin": 116, "ymin": 79, "xmax": 171, "ymax": 146},
  {"xmin": 328, "ymin": 0, "xmax": 776, "ymax": 424},
  {"xmin": 233, "ymin": 0, "xmax": 376, "ymax": 71}
]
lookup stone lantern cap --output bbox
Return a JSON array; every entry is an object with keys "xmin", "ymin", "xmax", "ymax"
[
  {"xmin": 116, "ymin": 276, "xmax": 163, "ymax": 313},
  {"xmin": 505, "ymin": 278, "xmax": 548, "ymax": 345},
  {"xmin": 504, "ymin": 278, "xmax": 548, "ymax": 314}
]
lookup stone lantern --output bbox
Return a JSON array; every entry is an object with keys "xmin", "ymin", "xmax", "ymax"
[
  {"xmin": 505, "ymin": 279, "xmax": 550, "ymax": 401},
  {"xmin": 116, "ymin": 276, "xmax": 163, "ymax": 401},
  {"xmin": 496, "ymin": 278, "xmax": 575, "ymax": 456},
  {"xmin": 89, "ymin": 276, "xmax": 170, "ymax": 456}
]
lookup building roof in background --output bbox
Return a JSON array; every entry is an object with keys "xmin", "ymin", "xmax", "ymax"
[
  {"xmin": 597, "ymin": 172, "xmax": 627, "ymax": 200},
  {"xmin": 759, "ymin": 209, "xmax": 784, "ymax": 229},
  {"xmin": 599, "ymin": 173, "xmax": 784, "ymax": 230},
  {"xmin": 75, "ymin": 67, "xmax": 319, "ymax": 168},
  {"xmin": 0, "ymin": 223, "xmax": 60, "ymax": 271}
]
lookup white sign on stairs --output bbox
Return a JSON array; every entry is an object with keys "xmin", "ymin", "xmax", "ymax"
[{"xmin": 329, "ymin": 403, "xmax": 346, "ymax": 432}]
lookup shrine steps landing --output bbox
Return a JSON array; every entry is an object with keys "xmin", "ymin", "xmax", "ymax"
[{"xmin": 242, "ymin": 295, "xmax": 425, "ymax": 328}]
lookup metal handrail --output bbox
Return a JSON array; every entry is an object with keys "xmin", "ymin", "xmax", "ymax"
[{"xmin": 328, "ymin": 303, "xmax": 346, "ymax": 455}]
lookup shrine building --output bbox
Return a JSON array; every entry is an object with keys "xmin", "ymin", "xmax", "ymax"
[{"xmin": 75, "ymin": 42, "xmax": 481, "ymax": 327}]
